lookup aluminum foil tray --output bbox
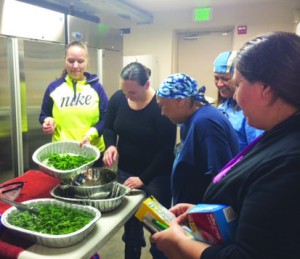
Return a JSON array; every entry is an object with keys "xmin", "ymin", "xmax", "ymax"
[
  {"xmin": 1, "ymin": 198, "xmax": 101, "ymax": 248},
  {"xmin": 51, "ymin": 182, "xmax": 130, "ymax": 212},
  {"xmin": 32, "ymin": 141, "xmax": 100, "ymax": 180}
]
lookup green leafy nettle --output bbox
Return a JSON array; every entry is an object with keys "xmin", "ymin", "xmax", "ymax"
[
  {"xmin": 46, "ymin": 153, "xmax": 95, "ymax": 170},
  {"xmin": 8, "ymin": 204, "xmax": 94, "ymax": 235}
]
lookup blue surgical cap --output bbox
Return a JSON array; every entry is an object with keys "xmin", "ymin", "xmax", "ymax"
[{"xmin": 213, "ymin": 51, "xmax": 237, "ymax": 74}]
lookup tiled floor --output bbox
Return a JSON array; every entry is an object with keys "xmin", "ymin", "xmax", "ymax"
[{"xmin": 99, "ymin": 227, "xmax": 152, "ymax": 259}]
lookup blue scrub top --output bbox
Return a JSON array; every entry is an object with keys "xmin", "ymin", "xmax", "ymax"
[{"xmin": 218, "ymin": 98, "xmax": 264, "ymax": 150}]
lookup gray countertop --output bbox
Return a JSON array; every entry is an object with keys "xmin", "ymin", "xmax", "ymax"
[{"xmin": 18, "ymin": 190, "xmax": 145, "ymax": 259}]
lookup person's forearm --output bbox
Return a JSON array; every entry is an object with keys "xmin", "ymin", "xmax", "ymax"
[
  {"xmin": 103, "ymin": 129, "xmax": 117, "ymax": 147},
  {"xmin": 176, "ymin": 238, "xmax": 210, "ymax": 259}
]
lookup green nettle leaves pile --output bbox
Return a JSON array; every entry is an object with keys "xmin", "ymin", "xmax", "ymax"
[
  {"xmin": 8, "ymin": 204, "xmax": 94, "ymax": 235},
  {"xmin": 46, "ymin": 153, "xmax": 95, "ymax": 170}
]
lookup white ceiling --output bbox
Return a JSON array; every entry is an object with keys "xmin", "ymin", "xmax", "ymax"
[
  {"xmin": 21, "ymin": 0, "xmax": 300, "ymax": 27},
  {"xmin": 119, "ymin": 0, "xmax": 296, "ymax": 12},
  {"xmin": 92, "ymin": 0, "xmax": 300, "ymax": 27}
]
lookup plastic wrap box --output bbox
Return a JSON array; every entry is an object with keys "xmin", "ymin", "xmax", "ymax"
[
  {"xmin": 187, "ymin": 204, "xmax": 237, "ymax": 245},
  {"xmin": 135, "ymin": 196, "xmax": 175, "ymax": 233}
]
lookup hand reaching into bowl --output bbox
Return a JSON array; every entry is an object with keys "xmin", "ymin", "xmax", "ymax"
[
  {"xmin": 124, "ymin": 176, "xmax": 144, "ymax": 189},
  {"xmin": 103, "ymin": 146, "xmax": 119, "ymax": 167},
  {"xmin": 80, "ymin": 135, "xmax": 91, "ymax": 147}
]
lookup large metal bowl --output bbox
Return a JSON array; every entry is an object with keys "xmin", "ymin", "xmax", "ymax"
[
  {"xmin": 51, "ymin": 182, "xmax": 130, "ymax": 212},
  {"xmin": 32, "ymin": 141, "xmax": 100, "ymax": 180},
  {"xmin": 1, "ymin": 198, "xmax": 101, "ymax": 247},
  {"xmin": 61, "ymin": 167, "xmax": 118, "ymax": 199}
]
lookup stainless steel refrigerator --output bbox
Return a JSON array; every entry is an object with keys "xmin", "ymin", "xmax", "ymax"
[
  {"xmin": 0, "ymin": 0, "xmax": 123, "ymax": 182},
  {"xmin": 67, "ymin": 15, "xmax": 123, "ymax": 98}
]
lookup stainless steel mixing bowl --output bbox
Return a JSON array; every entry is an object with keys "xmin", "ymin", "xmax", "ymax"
[{"xmin": 60, "ymin": 167, "xmax": 118, "ymax": 199}]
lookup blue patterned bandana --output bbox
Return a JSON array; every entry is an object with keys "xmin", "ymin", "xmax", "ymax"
[{"xmin": 157, "ymin": 73, "xmax": 208, "ymax": 103}]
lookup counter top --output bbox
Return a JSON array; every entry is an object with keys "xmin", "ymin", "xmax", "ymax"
[
  {"xmin": 0, "ymin": 170, "xmax": 145, "ymax": 259},
  {"xmin": 19, "ymin": 191, "xmax": 145, "ymax": 259}
]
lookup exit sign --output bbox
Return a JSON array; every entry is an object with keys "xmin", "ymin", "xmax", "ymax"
[{"xmin": 194, "ymin": 8, "xmax": 211, "ymax": 21}]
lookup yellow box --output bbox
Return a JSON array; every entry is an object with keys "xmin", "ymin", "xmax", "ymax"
[{"xmin": 135, "ymin": 196, "xmax": 175, "ymax": 227}]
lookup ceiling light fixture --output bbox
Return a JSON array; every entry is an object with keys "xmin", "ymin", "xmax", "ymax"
[{"xmin": 113, "ymin": 0, "xmax": 153, "ymax": 25}]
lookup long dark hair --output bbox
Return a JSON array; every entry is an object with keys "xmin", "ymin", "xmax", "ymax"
[
  {"xmin": 236, "ymin": 31, "xmax": 300, "ymax": 109},
  {"xmin": 217, "ymin": 92, "xmax": 240, "ymax": 111},
  {"xmin": 121, "ymin": 62, "xmax": 151, "ymax": 86}
]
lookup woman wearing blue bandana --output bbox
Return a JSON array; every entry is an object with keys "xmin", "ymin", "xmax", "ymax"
[
  {"xmin": 156, "ymin": 73, "xmax": 239, "ymax": 205},
  {"xmin": 214, "ymin": 51, "xmax": 263, "ymax": 150}
]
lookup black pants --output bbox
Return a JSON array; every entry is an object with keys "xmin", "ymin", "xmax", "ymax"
[{"xmin": 118, "ymin": 169, "xmax": 171, "ymax": 259}]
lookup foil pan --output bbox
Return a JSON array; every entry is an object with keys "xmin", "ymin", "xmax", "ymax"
[
  {"xmin": 32, "ymin": 141, "xmax": 100, "ymax": 180},
  {"xmin": 51, "ymin": 182, "xmax": 130, "ymax": 212},
  {"xmin": 1, "ymin": 198, "xmax": 101, "ymax": 248}
]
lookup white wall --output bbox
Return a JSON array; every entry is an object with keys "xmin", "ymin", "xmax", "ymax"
[
  {"xmin": 124, "ymin": 26, "xmax": 174, "ymax": 85},
  {"xmin": 176, "ymin": 31, "xmax": 233, "ymax": 100},
  {"xmin": 123, "ymin": 55, "xmax": 160, "ymax": 89},
  {"xmin": 123, "ymin": 2, "xmax": 300, "ymax": 85}
]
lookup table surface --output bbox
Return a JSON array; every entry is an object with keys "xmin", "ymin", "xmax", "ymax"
[{"xmin": 18, "ymin": 190, "xmax": 145, "ymax": 259}]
